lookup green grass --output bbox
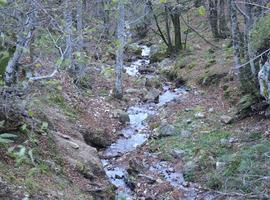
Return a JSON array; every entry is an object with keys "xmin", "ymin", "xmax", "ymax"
[
  {"xmin": 150, "ymin": 104, "xmax": 270, "ymax": 196},
  {"xmin": 150, "ymin": 129, "xmax": 270, "ymax": 195}
]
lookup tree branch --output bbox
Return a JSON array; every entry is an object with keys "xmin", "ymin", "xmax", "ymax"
[{"xmin": 179, "ymin": 14, "xmax": 221, "ymax": 50}]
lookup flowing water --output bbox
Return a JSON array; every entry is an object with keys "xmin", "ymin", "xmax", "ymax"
[{"xmin": 102, "ymin": 45, "xmax": 191, "ymax": 199}]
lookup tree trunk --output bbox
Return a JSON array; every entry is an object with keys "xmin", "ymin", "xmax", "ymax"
[
  {"xmin": 218, "ymin": 0, "xmax": 230, "ymax": 39},
  {"xmin": 65, "ymin": 0, "xmax": 74, "ymax": 72},
  {"xmin": 4, "ymin": 1, "xmax": 35, "ymax": 86},
  {"xmin": 114, "ymin": 1, "xmax": 125, "ymax": 99},
  {"xmin": 244, "ymin": 0, "xmax": 256, "ymax": 75},
  {"xmin": 102, "ymin": 0, "xmax": 110, "ymax": 37},
  {"xmin": 229, "ymin": 0, "xmax": 241, "ymax": 77},
  {"xmin": 208, "ymin": 0, "xmax": 219, "ymax": 39},
  {"xmin": 170, "ymin": 8, "xmax": 182, "ymax": 53},
  {"xmin": 164, "ymin": 4, "xmax": 173, "ymax": 53},
  {"xmin": 76, "ymin": 0, "xmax": 84, "ymax": 73}
]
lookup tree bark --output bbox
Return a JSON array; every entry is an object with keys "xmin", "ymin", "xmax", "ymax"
[
  {"xmin": 170, "ymin": 7, "xmax": 182, "ymax": 52},
  {"xmin": 164, "ymin": 3, "xmax": 173, "ymax": 52},
  {"xmin": 114, "ymin": 0, "xmax": 125, "ymax": 99},
  {"xmin": 65, "ymin": 0, "xmax": 74, "ymax": 72},
  {"xmin": 244, "ymin": 0, "xmax": 256, "ymax": 75},
  {"xmin": 229, "ymin": 0, "xmax": 241, "ymax": 76},
  {"xmin": 218, "ymin": 0, "xmax": 230, "ymax": 39},
  {"xmin": 208, "ymin": 0, "xmax": 219, "ymax": 39},
  {"xmin": 4, "ymin": 1, "xmax": 35, "ymax": 86},
  {"xmin": 76, "ymin": 0, "xmax": 84, "ymax": 73}
]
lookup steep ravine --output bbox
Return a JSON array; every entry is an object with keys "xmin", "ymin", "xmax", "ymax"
[{"xmin": 100, "ymin": 45, "xmax": 200, "ymax": 199}]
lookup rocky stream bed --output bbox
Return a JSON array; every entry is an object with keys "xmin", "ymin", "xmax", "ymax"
[{"xmin": 100, "ymin": 45, "xmax": 213, "ymax": 200}]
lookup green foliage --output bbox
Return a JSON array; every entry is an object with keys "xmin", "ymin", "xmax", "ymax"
[
  {"xmin": 0, "ymin": 0, "xmax": 7, "ymax": 6},
  {"xmin": 251, "ymin": 14, "xmax": 270, "ymax": 52},
  {"xmin": 197, "ymin": 6, "xmax": 206, "ymax": 16}
]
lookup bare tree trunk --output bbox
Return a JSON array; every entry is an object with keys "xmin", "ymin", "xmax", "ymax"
[
  {"xmin": 170, "ymin": 8, "xmax": 182, "ymax": 53},
  {"xmin": 164, "ymin": 3, "xmax": 173, "ymax": 53},
  {"xmin": 114, "ymin": 1, "xmax": 125, "ymax": 99},
  {"xmin": 208, "ymin": 0, "xmax": 219, "ymax": 39},
  {"xmin": 102, "ymin": 0, "xmax": 110, "ymax": 37},
  {"xmin": 229, "ymin": 0, "xmax": 241, "ymax": 76},
  {"xmin": 76, "ymin": 0, "xmax": 84, "ymax": 73},
  {"xmin": 4, "ymin": 1, "xmax": 35, "ymax": 86},
  {"xmin": 65, "ymin": 0, "xmax": 74, "ymax": 72},
  {"xmin": 218, "ymin": 0, "xmax": 230, "ymax": 39},
  {"xmin": 245, "ymin": 0, "xmax": 256, "ymax": 75}
]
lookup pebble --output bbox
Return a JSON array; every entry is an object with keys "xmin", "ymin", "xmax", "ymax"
[{"xmin": 195, "ymin": 112, "xmax": 205, "ymax": 119}]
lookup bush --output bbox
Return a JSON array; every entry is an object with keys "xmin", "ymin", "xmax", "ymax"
[{"xmin": 251, "ymin": 14, "xmax": 270, "ymax": 52}]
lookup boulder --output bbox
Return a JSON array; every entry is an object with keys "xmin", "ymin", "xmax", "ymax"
[
  {"xmin": 220, "ymin": 115, "xmax": 233, "ymax": 124},
  {"xmin": 53, "ymin": 134, "xmax": 104, "ymax": 176},
  {"xmin": 127, "ymin": 43, "xmax": 142, "ymax": 55},
  {"xmin": 149, "ymin": 44, "xmax": 168, "ymax": 63},
  {"xmin": 118, "ymin": 111, "xmax": 130, "ymax": 124},
  {"xmin": 180, "ymin": 130, "xmax": 192, "ymax": 137},
  {"xmin": 171, "ymin": 149, "xmax": 185, "ymax": 159},
  {"xmin": 195, "ymin": 112, "xmax": 205, "ymax": 119},
  {"xmin": 145, "ymin": 76, "xmax": 162, "ymax": 89},
  {"xmin": 127, "ymin": 157, "xmax": 145, "ymax": 175},
  {"xmin": 138, "ymin": 66, "xmax": 155, "ymax": 74},
  {"xmin": 158, "ymin": 123, "xmax": 176, "ymax": 137},
  {"xmin": 81, "ymin": 128, "xmax": 113, "ymax": 148},
  {"xmin": 143, "ymin": 89, "xmax": 160, "ymax": 103},
  {"xmin": 158, "ymin": 58, "xmax": 174, "ymax": 69}
]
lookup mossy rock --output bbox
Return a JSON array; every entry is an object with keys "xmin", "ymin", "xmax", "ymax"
[
  {"xmin": 82, "ymin": 128, "xmax": 113, "ymax": 149},
  {"xmin": 175, "ymin": 57, "xmax": 189, "ymax": 69},
  {"xmin": 126, "ymin": 43, "xmax": 142, "ymax": 55},
  {"xmin": 149, "ymin": 44, "xmax": 168, "ymax": 63},
  {"xmin": 145, "ymin": 76, "xmax": 162, "ymax": 89},
  {"xmin": 0, "ymin": 50, "xmax": 12, "ymax": 79}
]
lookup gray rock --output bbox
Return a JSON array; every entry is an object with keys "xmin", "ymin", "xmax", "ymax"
[
  {"xmin": 195, "ymin": 112, "xmax": 205, "ymax": 119},
  {"xmin": 220, "ymin": 138, "xmax": 229, "ymax": 146},
  {"xmin": 149, "ymin": 44, "xmax": 168, "ymax": 63},
  {"xmin": 119, "ymin": 111, "xmax": 130, "ymax": 124},
  {"xmin": 125, "ymin": 88, "xmax": 141, "ymax": 94},
  {"xmin": 181, "ymin": 130, "xmax": 192, "ymax": 137},
  {"xmin": 171, "ymin": 149, "xmax": 185, "ymax": 159},
  {"xmin": 127, "ymin": 43, "xmax": 142, "ymax": 55},
  {"xmin": 186, "ymin": 119, "xmax": 192, "ymax": 124},
  {"xmin": 143, "ymin": 89, "xmax": 160, "ymax": 103},
  {"xmin": 145, "ymin": 77, "xmax": 162, "ymax": 89},
  {"xmin": 68, "ymin": 141, "xmax": 79, "ymax": 149},
  {"xmin": 158, "ymin": 58, "xmax": 173, "ymax": 69},
  {"xmin": 220, "ymin": 115, "xmax": 233, "ymax": 124},
  {"xmin": 158, "ymin": 123, "xmax": 176, "ymax": 137},
  {"xmin": 265, "ymin": 106, "xmax": 270, "ymax": 118},
  {"xmin": 208, "ymin": 108, "xmax": 214, "ymax": 113},
  {"xmin": 216, "ymin": 161, "xmax": 226, "ymax": 171}
]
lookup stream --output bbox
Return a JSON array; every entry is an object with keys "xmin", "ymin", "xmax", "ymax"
[{"xmin": 101, "ymin": 45, "xmax": 194, "ymax": 199}]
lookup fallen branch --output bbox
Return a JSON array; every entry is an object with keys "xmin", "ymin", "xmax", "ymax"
[{"xmin": 29, "ymin": 68, "xmax": 58, "ymax": 81}]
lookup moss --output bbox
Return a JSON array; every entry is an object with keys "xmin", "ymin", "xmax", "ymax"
[{"xmin": 262, "ymin": 80, "xmax": 269, "ymax": 98}]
